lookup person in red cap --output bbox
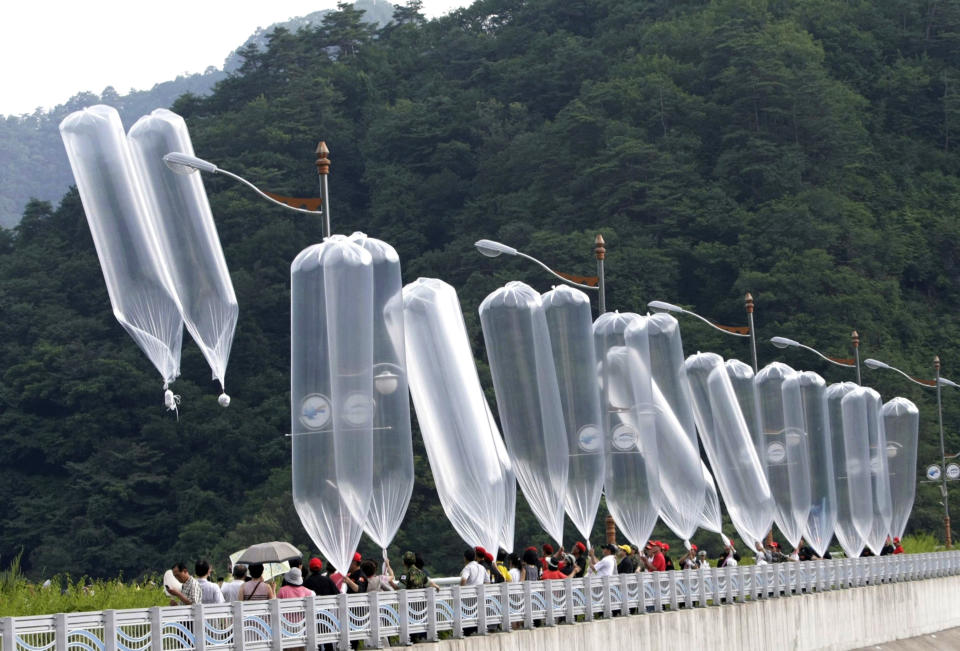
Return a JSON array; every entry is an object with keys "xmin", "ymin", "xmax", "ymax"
[
  {"xmin": 541, "ymin": 555, "xmax": 565, "ymax": 580},
  {"xmin": 343, "ymin": 552, "xmax": 367, "ymax": 593},
  {"xmin": 893, "ymin": 537, "xmax": 904, "ymax": 554},
  {"xmin": 640, "ymin": 541, "xmax": 666, "ymax": 572},
  {"xmin": 569, "ymin": 542, "xmax": 588, "ymax": 578},
  {"xmin": 678, "ymin": 544, "xmax": 698, "ymax": 569},
  {"xmin": 303, "ymin": 557, "xmax": 339, "ymax": 596},
  {"xmin": 540, "ymin": 543, "xmax": 555, "ymax": 571}
]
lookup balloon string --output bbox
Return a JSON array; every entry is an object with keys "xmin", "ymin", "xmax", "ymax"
[{"xmin": 164, "ymin": 388, "xmax": 181, "ymax": 420}]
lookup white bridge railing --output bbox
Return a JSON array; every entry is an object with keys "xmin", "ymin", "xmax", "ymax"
[{"xmin": 3, "ymin": 552, "xmax": 960, "ymax": 651}]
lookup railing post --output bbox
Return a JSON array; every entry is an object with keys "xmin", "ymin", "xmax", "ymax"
[
  {"xmin": 396, "ymin": 590, "xmax": 410, "ymax": 645},
  {"xmin": 652, "ymin": 573, "xmax": 663, "ymax": 612},
  {"xmin": 500, "ymin": 581, "xmax": 512, "ymax": 632},
  {"xmin": 544, "ymin": 581, "xmax": 555, "ymax": 626},
  {"xmin": 368, "ymin": 590, "xmax": 381, "ymax": 648},
  {"xmin": 522, "ymin": 581, "xmax": 534, "ymax": 629},
  {"xmin": 476, "ymin": 585, "xmax": 487, "ymax": 635},
  {"xmin": 54, "ymin": 613, "xmax": 67, "ymax": 651},
  {"xmin": 304, "ymin": 597, "xmax": 317, "ymax": 651},
  {"xmin": 698, "ymin": 568, "xmax": 708, "ymax": 606},
  {"xmin": 451, "ymin": 586, "xmax": 463, "ymax": 638},
  {"xmin": 231, "ymin": 602, "xmax": 245, "ymax": 651},
  {"xmin": 564, "ymin": 577, "xmax": 575, "ymax": 623},
  {"xmin": 601, "ymin": 576, "xmax": 612, "ymax": 618},
  {"xmin": 268, "ymin": 599, "xmax": 281, "ymax": 651},
  {"xmin": 667, "ymin": 573, "xmax": 678, "ymax": 610},
  {"xmin": 2, "ymin": 616, "xmax": 15, "ymax": 651},
  {"xmin": 738, "ymin": 566, "xmax": 748, "ymax": 602},
  {"xmin": 337, "ymin": 593, "xmax": 350, "ymax": 651},
  {"xmin": 725, "ymin": 565, "xmax": 734, "ymax": 602},
  {"xmin": 425, "ymin": 587, "xmax": 438, "ymax": 642},
  {"xmin": 104, "ymin": 610, "xmax": 117, "ymax": 651},
  {"xmin": 620, "ymin": 574, "xmax": 631, "ymax": 615},
  {"xmin": 582, "ymin": 575, "xmax": 593, "ymax": 621},
  {"xmin": 191, "ymin": 604, "xmax": 206, "ymax": 651}
]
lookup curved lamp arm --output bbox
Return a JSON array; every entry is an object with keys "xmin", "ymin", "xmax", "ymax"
[
  {"xmin": 163, "ymin": 152, "xmax": 324, "ymax": 217},
  {"xmin": 647, "ymin": 300, "xmax": 750, "ymax": 338},
  {"xmin": 474, "ymin": 239, "xmax": 599, "ymax": 291},
  {"xmin": 770, "ymin": 336, "xmax": 855, "ymax": 368},
  {"xmin": 864, "ymin": 358, "xmax": 937, "ymax": 388}
]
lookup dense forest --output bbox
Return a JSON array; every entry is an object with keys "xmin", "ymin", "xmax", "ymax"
[{"xmin": 1, "ymin": 0, "xmax": 959, "ymax": 580}]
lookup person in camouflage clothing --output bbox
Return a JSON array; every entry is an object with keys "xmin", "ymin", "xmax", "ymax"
[{"xmin": 398, "ymin": 551, "xmax": 429, "ymax": 589}]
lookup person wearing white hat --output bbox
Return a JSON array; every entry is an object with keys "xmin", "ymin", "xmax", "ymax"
[{"xmin": 276, "ymin": 567, "xmax": 315, "ymax": 599}]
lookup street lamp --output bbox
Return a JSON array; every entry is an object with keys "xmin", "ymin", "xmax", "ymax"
[
  {"xmin": 769, "ymin": 331, "xmax": 861, "ymax": 384},
  {"xmin": 163, "ymin": 142, "xmax": 330, "ymax": 236},
  {"xmin": 647, "ymin": 294, "xmax": 757, "ymax": 372},
  {"xmin": 474, "ymin": 236, "xmax": 606, "ymax": 313},
  {"xmin": 865, "ymin": 355, "xmax": 956, "ymax": 548}
]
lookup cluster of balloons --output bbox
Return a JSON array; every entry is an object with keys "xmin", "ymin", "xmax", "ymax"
[{"xmin": 60, "ymin": 105, "xmax": 237, "ymax": 409}]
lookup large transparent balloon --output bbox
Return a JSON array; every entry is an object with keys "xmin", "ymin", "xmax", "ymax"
[
  {"xmin": 491, "ymin": 416, "xmax": 517, "ymax": 553},
  {"xmin": 60, "ymin": 105, "xmax": 183, "ymax": 404},
  {"xmin": 784, "ymin": 372, "xmax": 835, "ymax": 557},
  {"xmin": 628, "ymin": 314, "xmax": 705, "ymax": 544},
  {"xmin": 127, "ymin": 109, "xmax": 237, "ymax": 405},
  {"xmin": 290, "ymin": 236, "xmax": 374, "ymax": 573},
  {"xmin": 541, "ymin": 285, "xmax": 604, "ymax": 542},
  {"xmin": 403, "ymin": 278, "xmax": 508, "ymax": 554},
  {"xmin": 480, "ymin": 282, "xmax": 568, "ymax": 544},
  {"xmin": 698, "ymin": 461, "xmax": 723, "ymax": 535},
  {"xmin": 859, "ymin": 388, "xmax": 894, "ymax": 555},
  {"xmin": 725, "ymin": 359, "xmax": 765, "ymax": 478},
  {"xmin": 685, "ymin": 352, "xmax": 774, "ymax": 548},
  {"xmin": 829, "ymin": 382, "xmax": 868, "ymax": 557},
  {"xmin": 594, "ymin": 312, "xmax": 660, "ymax": 547},
  {"xmin": 348, "ymin": 233, "xmax": 414, "ymax": 555},
  {"xmin": 755, "ymin": 362, "xmax": 811, "ymax": 547},
  {"xmin": 883, "ymin": 397, "xmax": 919, "ymax": 540}
]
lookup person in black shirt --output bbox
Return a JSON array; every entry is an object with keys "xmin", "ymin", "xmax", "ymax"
[
  {"xmin": 303, "ymin": 557, "xmax": 339, "ymax": 596},
  {"xmin": 343, "ymin": 553, "xmax": 367, "ymax": 593}
]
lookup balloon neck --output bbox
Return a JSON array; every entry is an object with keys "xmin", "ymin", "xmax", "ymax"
[
  {"xmin": 382, "ymin": 548, "xmax": 389, "ymax": 561},
  {"xmin": 683, "ymin": 540, "xmax": 692, "ymax": 551}
]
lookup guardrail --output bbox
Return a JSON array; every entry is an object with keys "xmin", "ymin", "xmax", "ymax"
[{"xmin": 3, "ymin": 552, "xmax": 959, "ymax": 651}]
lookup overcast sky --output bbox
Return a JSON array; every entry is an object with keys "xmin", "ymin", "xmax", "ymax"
[{"xmin": 2, "ymin": 1, "xmax": 469, "ymax": 117}]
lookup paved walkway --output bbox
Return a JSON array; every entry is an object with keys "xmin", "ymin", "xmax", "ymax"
[{"xmin": 856, "ymin": 627, "xmax": 960, "ymax": 650}]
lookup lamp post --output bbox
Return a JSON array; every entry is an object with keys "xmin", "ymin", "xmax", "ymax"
[
  {"xmin": 646, "ymin": 295, "xmax": 756, "ymax": 371},
  {"xmin": 163, "ymin": 147, "xmax": 328, "ymax": 234},
  {"xmin": 474, "ymin": 237, "xmax": 605, "ymax": 313},
  {"xmin": 865, "ymin": 356, "xmax": 957, "ymax": 548},
  {"xmin": 769, "ymin": 332, "xmax": 861, "ymax": 383}
]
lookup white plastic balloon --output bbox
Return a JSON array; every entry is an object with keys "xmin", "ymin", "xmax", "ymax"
[
  {"xmin": 829, "ymin": 382, "xmax": 868, "ymax": 558},
  {"xmin": 127, "ymin": 109, "xmax": 237, "ymax": 404},
  {"xmin": 628, "ymin": 314, "xmax": 705, "ymax": 544},
  {"xmin": 480, "ymin": 281, "xmax": 568, "ymax": 544},
  {"xmin": 685, "ymin": 352, "xmax": 774, "ymax": 548},
  {"xmin": 725, "ymin": 359, "xmax": 765, "ymax": 478},
  {"xmin": 59, "ymin": 105, "xmax": 183, "ymax": 401},
  {"xmin": 403, "ymin": 278, "xmax": 507, "ymax": 555},
  {"xmin": 491, "ymin": 413, "xmax": 517, "ymax": 553},
  {"xmin": 883, "ymin": 397, "xmax": 919, "ymax": 540},
  {"xmin": 841, "ymin": 387, "xmax": 889, "ymax": 555},
  {"xmin": 348, "ymin": 233, "xmax": 415, "ymax": 554},
  {"xmin": 541, "ymin": 285, "xmax": 604, "ymax": 542},
  {"xmin": 594, "ymin": 312, "xmax": 660, "ymax": 547},
  {"xmin": 698, "ymin": 461, "xmax": 723, "ymax": 534},
  {"xmin": 862, "ymin": 388, "xmax": 894, "ymax": 555},
  {"xmin": 784, "ymin": 372, "xmax": 835, "ymax": 557},
  {"xmin": 290, "ymin": 236, "xmax": 374, "ymax": 573},
  {"xmin": 755, "ymin": 362, "xmax": 811, "ymax": 547}
]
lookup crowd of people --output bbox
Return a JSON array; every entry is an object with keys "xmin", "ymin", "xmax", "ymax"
[{"xmin": 161, "ymin": 535, "xmax": 907, "ymax": 607}]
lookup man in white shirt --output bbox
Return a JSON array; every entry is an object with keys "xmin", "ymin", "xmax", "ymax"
[
  {"xmin": 460, "ymin": 548, "xmax": 487, "ymax": 586},
  {"xmin": 589, "ymin": 543, "xmax": 617, "ymax": 576},
  {"xmin": 195, "ymin": 560, "xmax": 224, "ymax": 604},
  {"xmin": 220, "ymin": 564, "xmax": 247, "ymax": 601}
]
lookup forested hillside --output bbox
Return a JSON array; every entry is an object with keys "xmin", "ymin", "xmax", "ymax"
[{"xmin": 1, "ymin": 0, "xmax": 959, "ymax": 579}]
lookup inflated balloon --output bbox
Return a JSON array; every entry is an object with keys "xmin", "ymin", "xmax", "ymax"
[
  {"xmin": 403, "ymin": 278, "xmax": 507, "ymax": 554},
  {"xmin": 725, "ymin": 359, "xmax": 765, "ymax": 478},
  {"xmin": 541, "ymin": 285, "xmax": 604, "ymax": 542},
  {"xmin": 594, "ymin": 312, "xmax": 660, "ymax": 547},
  {"xmin": 480, "ymin": 281, "xmax": 568, "ymax": 544},
  {"xmin": 698, "ymin": 461, "xmax": 723, "ymax": 535},
  {"xmin": 491, "ymin": 413, "xmax": 517, "ymax": 553},
  {"xmin": 127, "ymin": 109, "xmax": 237, "ymax": 405},
  {"xmin": 59, "ymin": 105, "xmax": 183, "ymax": 404},
  {"xmin": 755, "ymin": 362, "xmax": 811, "ymax": 547},
  {"xmin": 685, "ymin": 352, "xmax": 774, "ymax": 548},
  {"xmin": 784, "ymin": 372, "xmax": 835, "ymax": 557},
  {"xmin": 290, "ymin": 236, "xmax": 374, "ymax": 573},
  {"xmin": 883, "ymin": 397, "xmax": 919, "ymax": 540},
  {"xmin": 829, "ymin": 382, "xmax": 868, "ymax": 558},
  {"xmin": 862, "ymin": 388, "xmax": 894, "ymax": 555},
  {"xmin": 628, "ymin": 314, "xmax": 705, "ymax": 544},
  {"xmin": 348, "ymin": 233, "xmax": 414, "ymax": 554}
]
